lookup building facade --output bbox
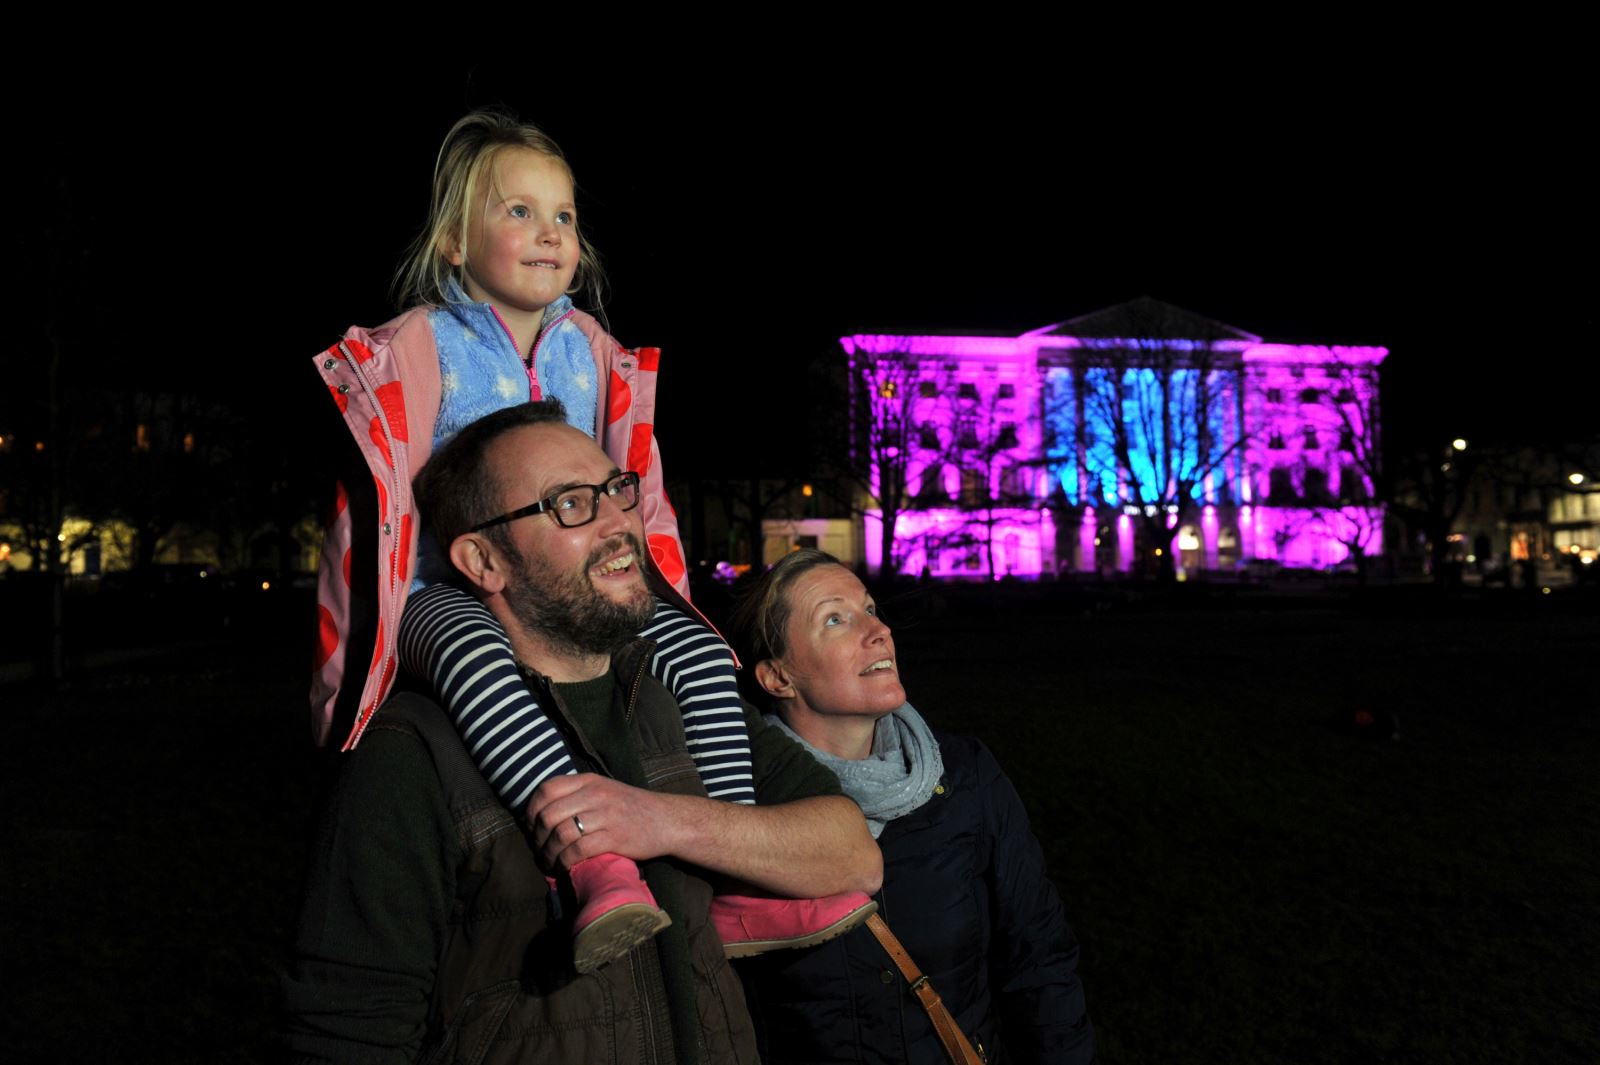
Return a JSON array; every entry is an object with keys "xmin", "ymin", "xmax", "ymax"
[{"xmin": 843, "ymin": 298, "xmax": 1388, "ymax": 580}]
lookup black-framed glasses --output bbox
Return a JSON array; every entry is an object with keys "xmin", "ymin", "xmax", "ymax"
[{"xmin": 470, "ymin": 471, "xmax": 642, "ymax": 532}]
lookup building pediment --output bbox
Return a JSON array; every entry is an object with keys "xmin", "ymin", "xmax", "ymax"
[{"xmin": 1026, "ymin": 296, "xmax": 1261, "ymax": 344}]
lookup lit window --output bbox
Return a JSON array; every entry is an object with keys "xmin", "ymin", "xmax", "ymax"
[{"xmin": 878, "ymin": 380, "xmax": 898, "ymax": 399}]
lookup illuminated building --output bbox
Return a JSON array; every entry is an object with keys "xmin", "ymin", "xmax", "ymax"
[{"xmin": 843, "ymin": 298, "xmax": 1388, "ymax": 579}]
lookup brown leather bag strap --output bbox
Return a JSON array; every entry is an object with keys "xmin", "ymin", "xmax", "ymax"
[{"xmin": 865, "ymin": 913, "xmax": 986, "ymax": 1065}]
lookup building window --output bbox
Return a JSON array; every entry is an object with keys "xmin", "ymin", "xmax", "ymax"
[
  {"xmin": 1266, "ymin": 388, "xmax": 1283, "ymax": 404},
  {"xmin": 1303, "ymin": 467, "xmax": 1329, "ymax": 503},
  {"xmin": 958, "ymin": 421, "xmax": 979, "ymax": 449},
  {"xmin": 878, "ymin": 380, "xmax": 898, "ymax": 399},
  {"xmin": 996, "ymin": 423, "xmax": 1019, "ymax": 450},
  {"xmin": 917, "ymin": 467, "xmax": 950, "ymax": 503},
  {"xmin": 1339, "ymin": 428, "xmax": 1355, "ymax": 453},
  {"xmin": 919, "ymin": 380, "xmax": 938, "ymax": 398},
  {"xmin": 1003, "ymin": 466, "xmax": 1034, "ymax": 499},
  {"xmin": 1303, "ymin": 426, "xmax": 1320, "ymax": 450},
  {"xmin": 1335, "ymin": 387, "xmax": 1355, "ymax": 404},
  {"xmin": 958, "ymin": 382, "xmax": 979, "ymax": 400},
  {"xmin": 1269, "ymin": 467, "xmax": 1297, "ymax": 502},
  {"xmin": 919, "ymin": 423, "xmax": 940, "ymax": 450},
  {"xmin": 1268, "ymin": 432, "xmax": 1286, "ymax": 450},
  {"xmin": 998, "ymin": 382, "xmax": 1015, "ymax": 399},
  {"xmin": 960, "ymin": 468, "xmax": 986, "ymax": 505},
  {"xmin": 1340, "ymin": 466, "xmax": 1369, "ymax": 501},
  {"xmin": 1299, "ymin": 387, "xmax": 1321, "ymax": 404}
]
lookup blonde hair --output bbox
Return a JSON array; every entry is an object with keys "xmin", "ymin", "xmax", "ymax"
[
  {"xmin": 392, "ymin": 110, "xmax": 606, "ymax": 312},
  {"xmin": 729, "ymin": 549, "xmax": 850, "ymax": 706}
]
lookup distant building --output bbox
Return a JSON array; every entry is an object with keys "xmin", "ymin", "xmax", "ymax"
[
  {"xmin": 1447, "ymin": 444, "xmax": 1600, "ymax": 581},
  {"xmin": 843, "ymin": 298, "xmax": 1389, "ymax": 579}
]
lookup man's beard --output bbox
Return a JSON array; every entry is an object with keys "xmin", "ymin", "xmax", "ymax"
[{"xmin": 501, "ymin": 532, "xmax": 656, "ymax": 659}]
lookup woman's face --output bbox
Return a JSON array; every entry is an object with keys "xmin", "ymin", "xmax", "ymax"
[{"xmin": 768, "ymin": 565, "xmax": 906, "ymax": 722}]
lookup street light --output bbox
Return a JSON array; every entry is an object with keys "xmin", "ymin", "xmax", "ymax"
[
  {"xmin": 1451, "ymin": 438, "xmax": 1468, "ymax": 452},
  {"xmin": 1570, "ymin": 472, "xmax": 1586, "ymax": 486}
]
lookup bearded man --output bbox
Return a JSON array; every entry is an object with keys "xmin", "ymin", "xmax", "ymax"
[{"xmin": 284, "ymin": 401, "xmax": 880, "ymax": 1064}]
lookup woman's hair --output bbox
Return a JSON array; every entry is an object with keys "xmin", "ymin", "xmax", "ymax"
[
  {"xmin": 392, "ymin": 109, "xmax": 606, "ymax": 312},
  {"xmin": 728, "ymin": 549, "xmax": 848, "ymax": 695}
]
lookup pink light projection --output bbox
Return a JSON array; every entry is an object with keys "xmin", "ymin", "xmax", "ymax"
[{"xmin": 844, "ymin": 301, "xmax": 1389, "ymax": 580}]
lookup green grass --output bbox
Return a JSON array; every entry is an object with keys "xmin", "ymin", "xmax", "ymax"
[{"xmin": 3, "ymin": 589, "xmax": 1595, "ymax": 1063}]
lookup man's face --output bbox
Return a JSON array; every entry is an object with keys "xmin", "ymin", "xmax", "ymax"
[{"xmin": 485, "ymin": 422, "xmax": 655, "ymax": 657}]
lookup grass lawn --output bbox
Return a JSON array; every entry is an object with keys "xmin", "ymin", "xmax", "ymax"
[{"xmin": 3, "ymin": 586, "xmax": 1595, "ymax": 1063}]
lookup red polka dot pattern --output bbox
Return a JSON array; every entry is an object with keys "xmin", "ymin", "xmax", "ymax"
[
  {"xmin": 607, "ymin": 370, "xmax": 631, "ymax": 426},
  {"xmin": 370, "ymin": 617, "xmax": 385, "ymax": 675},
  {"xmin": 370, "ymin": 416, "xmax": 393, "ymax": 469},
  {"xmin": 342, "ymin": 546, "xmax": 352, "ymax": 587},
  {"xmin": 635, "ymin": 347, "xmax": 660, "ymax": 372},
  {"xmin": 347, "ymin": 339, "xmax": 376, "ymax": 364},
  {"xmin": 312, "ymin": 605, "xmax": 339, "ymax": 671},
  {"xmin": 333, "ymin": 479, "xmax": 348, "ymax": 518},
  {"xmin": 391, "ymin": 513, "xmax": 413, "ymax": 584},
  {"xmin": 374, "ymin": 380, "xmax": 408, "ymax": 442},
  {"xmin": 628, "ymin": 423, "xmax": 654, "ymax": 478},
  {"xmin": 649, "ymin": 533, "xmax": 686, "ymax": 589}
]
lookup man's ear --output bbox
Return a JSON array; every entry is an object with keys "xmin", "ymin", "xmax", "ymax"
[
  {"xmin": 754, "ymin": 658, "xmax": 795, "ymax": 701},
  {"xmin": 448, "ymin": 532, "xmax": 506, "ymax": 595}
]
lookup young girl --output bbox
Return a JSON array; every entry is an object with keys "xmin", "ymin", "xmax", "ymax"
[{"xmin": 309, "ymin": 110, "xmax": 871, "ymax": 974}]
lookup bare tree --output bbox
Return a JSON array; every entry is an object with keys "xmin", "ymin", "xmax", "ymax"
[
  {"xmin": 842, "ymin": 349, "xmax": 924, "ymax": 580},
  {"xmin": 1061, "ymin": 303, "xmax": 1251, "ymax": 581},
  {"xmin": 1306, "ymin": 363, "xmax": 1387, "ymax": 580}
]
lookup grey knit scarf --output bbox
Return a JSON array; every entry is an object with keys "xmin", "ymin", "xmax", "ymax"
[{"xmin": 769, "ymin": 703, "xmax": 944, "ymax": 839}]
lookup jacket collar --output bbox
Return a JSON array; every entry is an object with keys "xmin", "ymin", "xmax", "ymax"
[{"xmin": 441, "ymin": 276, "xmax": 574, "ymax": 344}]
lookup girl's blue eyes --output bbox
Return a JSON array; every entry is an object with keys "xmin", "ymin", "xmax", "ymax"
[{"xmin": 507, "ymin": 206, "xmax": 574, "ymax": 224}]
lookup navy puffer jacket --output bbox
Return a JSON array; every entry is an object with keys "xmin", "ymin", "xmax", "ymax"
[{"xmin": 736, "ymin": 731, "xmax": 1095, "ymax": 1064}]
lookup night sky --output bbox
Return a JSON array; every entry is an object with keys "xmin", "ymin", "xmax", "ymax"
[{"xmin": 12, "ymin": 48, "xmax": 1593, "ymax": 483}]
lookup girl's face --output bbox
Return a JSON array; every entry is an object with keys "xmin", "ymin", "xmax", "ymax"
[
  {"xmin": 451, "ymin": 148, "xmax": 580, "ymax": 324},
  {"xmin": 763, "ymin": 565, "xmax": 906, "ymax": 723}
]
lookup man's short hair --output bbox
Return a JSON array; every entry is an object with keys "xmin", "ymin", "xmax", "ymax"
[{"xmin": 413, "ymin": 400, "xmax": 570, "ymax": 549}]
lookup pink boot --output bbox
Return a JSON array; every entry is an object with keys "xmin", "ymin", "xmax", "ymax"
[
  {"xmin": 565, "ymin": 852, "xmax": 672, "ymax": 975},
  {"xmin": 712, "ymin": 891, "xmax": 878, "ymax": 958}
]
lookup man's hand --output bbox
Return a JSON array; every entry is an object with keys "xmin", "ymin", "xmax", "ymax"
[
  {"xmin": 526, "ymin": 774, "xmax": 882, "ymax": 897},
  {"xmin": 526, "ymin": 773, "xmax": 679, "ymax": 872}
]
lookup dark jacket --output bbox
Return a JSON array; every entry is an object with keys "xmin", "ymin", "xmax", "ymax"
[
  {"xmin": 284, "ymin": 640, "xmax": 839, "ymax": 1065},
  {"xmin": 737, "ymin": 732, "xmax": 1095, "ymax": 1065}
]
